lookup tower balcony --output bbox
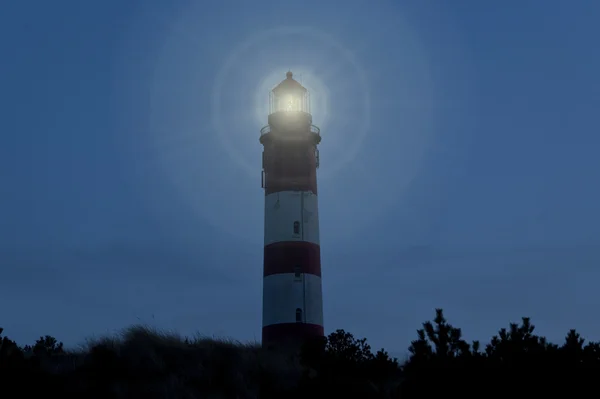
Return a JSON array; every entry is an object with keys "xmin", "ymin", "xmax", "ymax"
[{"xmin": 260, "ymin": 124, "xmax": 320, "ymax": 137}]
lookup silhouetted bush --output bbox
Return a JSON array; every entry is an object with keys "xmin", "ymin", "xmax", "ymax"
[
  {"xmin": 297, "ymin": 328, "xmax": 401, "ymax": 397},
  {"xmin": 3, "ymin": 309, "xmax": 600, "ymax": 398}
]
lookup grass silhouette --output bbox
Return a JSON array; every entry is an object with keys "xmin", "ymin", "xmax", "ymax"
[{"xmin": 2, "ymin": 309, "xmax": 600, "ymax": 398}]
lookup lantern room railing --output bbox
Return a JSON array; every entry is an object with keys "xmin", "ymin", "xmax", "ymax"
[{"xmin": 260, "ymin": 124, "xmax": 320, "ymax": 137}]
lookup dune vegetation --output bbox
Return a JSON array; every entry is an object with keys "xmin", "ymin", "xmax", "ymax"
[{"xmin": 1, "ymin": 308, "xmax": 598, "ymax": 398}]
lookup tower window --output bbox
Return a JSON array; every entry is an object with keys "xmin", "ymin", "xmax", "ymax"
[
  {"xmin": 294, "ymin": 266, "xmax": 302, "ymax": 280},
  {"xmin": 296, "ymin": 308, "xmax": 303, "ymax": 323},
  {"xmin": 293, "ymin": 221, "xmax": 300, "ymax": 235}
]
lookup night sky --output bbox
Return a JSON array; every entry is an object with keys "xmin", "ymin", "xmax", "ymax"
[{"xmin": 2, "ymin": 0, "xmax": 600, "ymax": 356}]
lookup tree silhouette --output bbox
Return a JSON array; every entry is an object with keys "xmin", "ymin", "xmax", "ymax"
[
  {"xmin": 407, "ymin": 308, "xmax": 473, "ymax": 363},
  {"xmin": 4, "ymin": 308, "xmax": 600, "ymax": 397},
  {"xmin": 31, "ymin": 335, "xmax": 64, "ymax": 357},
  {"xmin": 0, "ymin": 328, "xmax": 25, "ymax": 371},
  {"xmin": 299, "ymin": 329, "xmax": 400, "ymax": 397}
]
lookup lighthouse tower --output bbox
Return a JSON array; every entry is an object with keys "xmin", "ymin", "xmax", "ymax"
[{"xmin": 260, "ymin": 71, "xmax": 324, "ymax": 349}]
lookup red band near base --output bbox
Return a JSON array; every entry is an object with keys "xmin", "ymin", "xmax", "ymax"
[{"xmin": 262, "ymin": 322, "xmax": 324, "ymax": 346}]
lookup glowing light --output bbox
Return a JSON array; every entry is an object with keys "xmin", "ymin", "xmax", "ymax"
[
  {"xmin": 268, "ymin": 72, "xmax": 309, "ymax": 114},
  {"xmin": 114, "ymin": 2, "xmax": 475, "ymax": 242}
]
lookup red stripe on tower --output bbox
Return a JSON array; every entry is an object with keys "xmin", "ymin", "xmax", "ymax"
[{"xmin": 259, "ymin": 71, "xmax": 324, "ymax": 349}]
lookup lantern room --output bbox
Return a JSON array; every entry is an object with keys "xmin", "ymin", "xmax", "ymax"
[{"xmin": 269, "ymin": 71, "xmax": 311, "ymax": 115}]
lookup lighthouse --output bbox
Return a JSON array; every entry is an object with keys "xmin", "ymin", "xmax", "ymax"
[{"xmin": 260, "ymin": 71, "xmax": 324, "ymax": 349}]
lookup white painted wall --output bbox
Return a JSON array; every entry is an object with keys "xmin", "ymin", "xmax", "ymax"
[
  {"xmin": 263, "ymin": 273, "xmax": 323, "ymax": 326},
  {"xmin": 264, "ymin": 191, "xmax": 320, "ymax": 246}
]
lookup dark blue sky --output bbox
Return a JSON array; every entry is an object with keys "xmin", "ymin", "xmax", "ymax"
[{"xmin": 2, "ymin": 1, "xmax": 599, "ymax": 355}]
